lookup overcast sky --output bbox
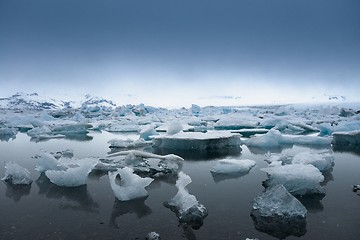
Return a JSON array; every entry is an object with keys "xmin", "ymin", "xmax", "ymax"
[{"xmin": 0, "ymin": 0, "xmax": 359, "ymax": 107}]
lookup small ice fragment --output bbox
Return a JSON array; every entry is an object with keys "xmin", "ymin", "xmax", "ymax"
[
  {"xmin": 146, "ymin": 231, "xmax": 161, "ymax": 240},
  {"xmin": 108, "ymin": 167, "xmax": 154, "ymax": 201},
  {"xmin": 210, "ymin": 159, "xmax": 256, "ymax": 174},
  {"xmin": 2, "ymin": 162, "xmax": 32, "ymax": 185}
]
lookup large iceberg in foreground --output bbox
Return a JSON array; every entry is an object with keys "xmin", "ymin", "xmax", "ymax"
[
  {"xmin": 108, "ymin": 167, "xmax": 154, "ymax": 201},
  {"xmin": 2, "ymin": 162, "xmax": 32, "ymax": 185},
  {"xmin": 45, "ymin": 158, "xmax": 98, "ymax": 187},
  {"xmin": 251, "ymin": 185, "xmax": 307, "ymax": 239},
  {"xmin": 262, "ymin": 164, "xmax": 325, "ymax": 196},
  {"xmin": 210, "ymin": 159, "xmax": 256, "ymax": 174},
  {"xmin": 153, "ymin": 131, "xmax": 241, "ymax": 150},
  {"xmin": 164, "ymin": 172, "xmax": 208, "ymax": 229}
]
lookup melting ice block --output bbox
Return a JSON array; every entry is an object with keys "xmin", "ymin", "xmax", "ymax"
[
  {"xmin": 35, "ymin": 151, "xmax": 67, "ymax": 173},
  {"xmin": 2, "ymin": 162, "xmax": 32, "ymax": 185},
  {"xmin": 262, "ymin": 164, "xmax": 325, "ymax": 196},
  {"xmin": 45, "ymin": 158, "xmax": 98, "ymax": 187},
  {"xmin": 210, "ymin": 159, "xmax": 256, "ymax": 174},
  {"xmin": 251, "ymin": 185, "xmax": 307, "ymax": 239},
  {"xmin": 153, "ymin": 131, "xmax": 241, "ymax": 150},
  {"xmin": 108, "ymin": 167, "xmax": 154, "ymax": 201},
  {"xmin": 164, "ymin": 172, "xmax": 208, "ymax": 229}
]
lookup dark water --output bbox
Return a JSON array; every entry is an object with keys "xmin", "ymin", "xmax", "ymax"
[{"xmin": 0, "ymin": 132, "xmax": 360, "ymax": 240}]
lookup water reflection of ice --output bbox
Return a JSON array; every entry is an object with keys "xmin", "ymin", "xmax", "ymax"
[
  {"xmin": 4, "ymin": 183, "xmax": 31, "ymax": 202},
  {"xmin": 35, "ymin": 173, "xmax": 99, "ymax": 213},
  {"xmin": 210, "ymin": 171, "xmax": 249, "ymax": 183},
  {"xmin": 110, "ymin": 198, "xmax": 152, "ymax": 228}
]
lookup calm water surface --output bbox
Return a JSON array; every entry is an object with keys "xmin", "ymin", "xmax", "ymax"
[{"xmin": 0, "ymin": 131, "xmax": 359, "ymax": 240}]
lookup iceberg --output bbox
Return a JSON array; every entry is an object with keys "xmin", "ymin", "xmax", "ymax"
[
  {"xmin": 210, "ymin": 159, "xmax": 256, "ymax": 174},
  {"xmin": 153, "ymin": 131, "xmax": 241, "ymax": 150},
  {"xmin": 164, "ymin": 172, "xmax": 208, "ymax": 229},
  {"xmin": 108, "ymin": 167, "xmax": 154, "ymax": 201},
  {"xmin": 251, "ymin": 185, "xmax": 307, "ymax": 239},
  {"xmin": 2, "ymin": 162, "xmax": 32, "ymax": 185},
  {"xmin": 45, "ymin": 158, "xmax": 98, "ymax": 187},
  {"xmin": 139, "ymin": 125, "xmax": 159, "ymax": 140},
  {"xmin": 262, "ymin": 164, "xmax": 325, "ymax": 196}
]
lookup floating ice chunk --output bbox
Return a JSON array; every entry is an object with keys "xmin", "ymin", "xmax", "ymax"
[
  {"xmin": 167, "ymin": 121, "xmax": 184, "ymax": 135},
  {"xmin": 262, "ymin": 164, "xmax": 325, "ymax": 196},
  {"xmin": 210, "ymin": 159, "xmax": 256, "ymax": 174},
  {"xmin": 45, "ymin": 158, "xmax": 98, "ymax": 187},
  {"xmin": 252, "ymin": 185, "xmax": 307, "ymax": 218},
  {"xmin": 292, "ymin": 152, "xmax": 334, "ymax": 171},
  {"xmin": 214, "ymin": 116, "xmax": 260, "ymax": 130},
  {"xmin": 246, "ymin": 129, "xmax": 331, "ymax": 148},
  {"xmin": 108, "ymin": 138, "xmax": 152, "ymax": 149},
  {"xmin": 35, "ymin": 152, "xmax": 67, "ymax": 173},
  {"xmin": 153, "ymin": 131, "xmax": 241, "ymax": 150},
  {"xmin": 139, "ymin": 125, "xmax": 159, "ymax": 140},
  {"xmin": 108, "ymin": 167, "xmax": 154, "ymax": 201},
  {"xmin": 2, "ymin": 162, "xmax": 32, "ymax": 185},
  {"xmin": 251, "ymin": 185, "xmax": 307, "ymax": 239},
  {"xmin": 164, "ymin": 172, "xmax": 208, "ymax": 229},
  {"xmin": 106, "ymin": 124, "xmax": 139, "ymax": 133},
  {"xmin": 191, "ymin": 104, "xmax": 201, "ymax": 115},
  {"xmin": 231, "ymin": 128, "xmax": 269, "ymax": 138},
  {"xmin": 27, "ymin": 126, "xmax": 52, "ymax": 137},
  {"xmin": 332, "ymin": 130, "xmax": 360, "ymax": 148}
]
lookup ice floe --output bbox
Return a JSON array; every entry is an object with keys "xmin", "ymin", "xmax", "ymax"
[{"xmin": 108, "ymin": 167, "xmax": 154, "ymax": 201}]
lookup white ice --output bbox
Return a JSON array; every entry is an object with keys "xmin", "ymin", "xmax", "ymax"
[
  {"xmin": 252, "ymin": 184, "xmax": 307, "ymax": 218},
  {"xmin": 108, "ymin": 138, "xmax": 151, "ymax": 148},
  {"xmin": 2, "ymin": 162, "xmax": 33, "ymax": 185},
  {"xmin": 153, "ymin": 131, "xmax": 241, "ymax": 150},
  {"xmin": 108, "ymin": 167, "xmax": 154, "ymax": 201},
  {"xmin": 210, "ymin": 159, "xmax": 256, "ymax": 174},
  {"xmin": 45, "ymin": 158, "xmax": 98, "ymax": 187},
  {"xmin": 292, "ymin": 151, "xmax": 334, "ymax": 171},
  {"xmin": 261, "ymin": 164, "xmax": 324, "ymax": 195},
  {"xmin": 35, "ymin": 151, "xmax": 67, "ymax": 173}
]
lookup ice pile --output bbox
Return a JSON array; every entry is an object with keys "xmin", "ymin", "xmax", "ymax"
[
  {"xmin": 164, "ymin": 172, "xmax": 208, "ymax": 229},
  {"xmin": 251, "ymin": 185, "xmax": 307, "ymax": 239},
  {"xmin": 108, "ymin": 167, "xmax": 154, "ymax": 201},
  {"xmin": 292, "ymin": 152, "xmax": 334, "ymax": 171},
  {"xmin": 265, "ymin": 151, "xmax": 334, "ymax": 172},
  {"xmin": 153, "ymin": 131, "xmax": 241, "ymax": 150},
  {"xmin": 210, "ymin": 159, "xmax": 256, "ymax": 175},
  {"xmin": 246, "ymin": 129, "xmax": 331, "ymax": 149},
  {"xmin": 262, "ymin": 164, "xmax": 325, "ymax": 196},
  {"xmin": 2, "ymin": 162, "xmax": 32, "ymax": 185}
]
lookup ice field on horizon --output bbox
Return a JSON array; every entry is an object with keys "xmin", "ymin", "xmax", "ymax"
[{"xmin": 1, "ymin": 94, "xmax": 360, "ymax": 239}]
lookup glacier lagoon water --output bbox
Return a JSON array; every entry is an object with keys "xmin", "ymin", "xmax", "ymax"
[{"xmin": 1, "ymin": 131, "xmax": 360, "ymax": 240}]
